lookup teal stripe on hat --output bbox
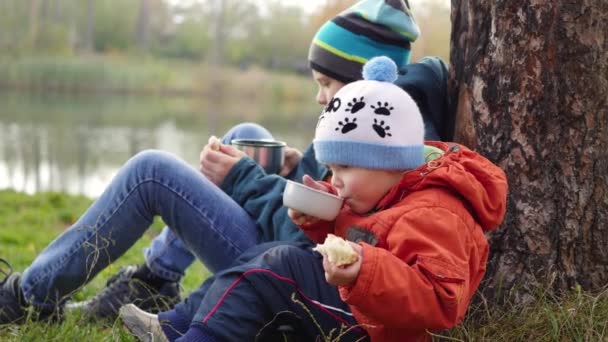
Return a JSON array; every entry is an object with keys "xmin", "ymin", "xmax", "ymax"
[
  {"xmin": 347, "ymin": 0, "xmax": 420, "ymax": 41},
  {"xmin": 314, "ymin": 21, "xmax": 412, "ymax": 67}
]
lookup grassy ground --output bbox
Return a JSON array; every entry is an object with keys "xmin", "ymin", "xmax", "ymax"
[
  {"xmin": 0, "ymin": 190, "xmax": 606, "ymax": 341},
  {"xmin": 0, "ymin": 190, "xmax": 208, "ymax": 341}
]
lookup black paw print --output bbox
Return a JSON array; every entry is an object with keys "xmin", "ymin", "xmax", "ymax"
[
  {"xmin": 345, "ymin": 97, "xmax": 365, "ymax": 114},
  {"xmin": 372, "ymin": 119, "xmax": 392, "ymax": 138},
  {"xmin": 336, "ymin": 117, "xmax": 358, "ymax": 134},
  {"xmin": 316, "ymin": 114, "xmax": 325, "ymax": 128},
  {"xmin": 324, "ymin": 97, "xmax": 342, "ymax": 113},
  {"xmin": 371, "ymin": 101, "xmax": 394, "ymax": 116}
]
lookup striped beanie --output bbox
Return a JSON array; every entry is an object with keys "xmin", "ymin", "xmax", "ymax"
[
  {"xmin": 308, "ymin": 0, "xmax": 420, "ymax": 84},
  {"xmin": 314, "ymin": 57, "xmax": 424, "ymax": 170}
]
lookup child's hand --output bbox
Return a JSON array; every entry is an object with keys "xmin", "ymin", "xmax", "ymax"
[
  {"xmin": 200, "ymin": 141, "xmax": 246, "ymax": 186},
  {"xmin": 322, "ymin": 242, "xmax": 363, "ymax": 286},
  {"xmin": 288, "ymin": 208, "xmax": 321, "ymax": 226},
  {"xmin": 301, "ymin": 174, "xmax": 333, "ymax": 193},
  {"xmin": 286, "ymin": 175, "xmax": 333, "ymax": 225},
  {"xmin": 279, "ymin": 146, "xmax": 303, "ymax": 176}
]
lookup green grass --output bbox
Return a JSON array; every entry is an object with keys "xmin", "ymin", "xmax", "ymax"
[
  {"xmin": 440, "ymin": 286, "xmax": 608, "ymax": 341},
  {"xmin": 0, "ymin": 190, "xmax": 606, "ymax": 341},
  {"xmin": 0, "ymin": 190, "xmax": 208, "ymax": 341}
]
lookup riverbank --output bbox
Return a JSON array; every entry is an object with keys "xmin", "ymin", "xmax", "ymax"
[
  {"xmin": 0, "ymin": 55, "xmax": 316, "ymax": 103},
  {"xmin": 0, "ymin": 190, "xmax": 606, "ymax": 341}
]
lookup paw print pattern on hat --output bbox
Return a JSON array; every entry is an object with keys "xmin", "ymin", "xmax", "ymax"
[
  {"xmin": 336, "ymin": 117, "xmax": 358, "ymax": 134},
  {"xmin": 373, "ymin": 119, "xmax": 392, "ymax": 138},
  {"xmin": 331, "ymin": 96, "xmax": 394, "ymax": 137},
  {"xmin": 371, "ymin": 102, "xmax": 394, "ymax": 116},
  {"xmin": 346, "ymin": 97, "xmax": 366, "ymax": 114},
  {"xmin": 313, "ymin": 56, "xmax": 425, "ymax": 170},
  {"xmin": 324, "ymin": 97, "xmax": 342, "ymax": 113},
  {"xmin": 316, "ymin": 114, "xmax": 326, "ymax": 129}
]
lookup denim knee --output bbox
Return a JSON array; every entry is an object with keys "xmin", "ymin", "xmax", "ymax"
[{"xmin": 125, "ymin": 149, "xmax": 178, "ymax": 174}]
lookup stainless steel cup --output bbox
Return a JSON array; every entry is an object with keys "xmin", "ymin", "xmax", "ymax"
[{"xmin": 231, "ymin": 139, "xmax": 286, "ymax": 174}]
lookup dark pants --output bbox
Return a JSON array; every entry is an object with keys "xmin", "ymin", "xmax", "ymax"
[{"xmin": 162, "ymin": 242, "xmax": 369, "ymax": 342}]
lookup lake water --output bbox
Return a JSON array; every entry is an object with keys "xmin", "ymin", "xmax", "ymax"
[{"xmin": 0, "ymin": 91, "xmax": 319, "ymax": 198}]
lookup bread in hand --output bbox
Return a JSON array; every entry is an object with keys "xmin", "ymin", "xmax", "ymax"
[
  {"xmin": 313, "ymin": 234, "xmax": 359, "ymax": 266},
  {"xmin": 208, "ymin": 135, "xmax": 221, "ymax": 151}
]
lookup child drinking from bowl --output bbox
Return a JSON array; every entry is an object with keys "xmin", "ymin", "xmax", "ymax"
[{"xmin": 122, "ymin": 57, "xmax": 508, "ymax": 342}]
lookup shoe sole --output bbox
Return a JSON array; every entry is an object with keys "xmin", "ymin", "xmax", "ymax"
[{"xmin": 120, "ymin": 304, "xmax": 167, "ymax": 342}]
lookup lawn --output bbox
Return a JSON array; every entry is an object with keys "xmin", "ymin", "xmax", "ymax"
[
  {"xmin": 0, "ymin": 190, "xmax": 606, "ymax": 341},
  {"xmin": 0, "ymin": 190, "xmax": 208, "ymax": 341}
]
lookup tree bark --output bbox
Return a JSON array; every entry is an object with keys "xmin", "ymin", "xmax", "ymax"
[
  {"xmin": 135, "ymin": 0, "xmax": 151, "ymax": 51},
  {"xmin": 449, "ymin": 0, "xmax": 608, "ymax": 303}
]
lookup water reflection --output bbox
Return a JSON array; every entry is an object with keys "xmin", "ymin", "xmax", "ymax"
[{"xmin": 0, "ymin": 91, "xmax": 317, "ymax": 198}]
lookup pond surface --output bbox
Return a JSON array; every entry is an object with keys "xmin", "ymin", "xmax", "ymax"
[{"xmin": 0, "ymin": 91, "xmax": 319, "ymax": 198}]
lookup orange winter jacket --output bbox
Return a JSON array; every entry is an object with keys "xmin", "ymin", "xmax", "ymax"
[{"xmin": 298, "ymin": 142, "xmax": 508, "ymax": 341}]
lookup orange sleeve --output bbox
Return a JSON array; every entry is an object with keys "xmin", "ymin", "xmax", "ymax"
[{"xmin": 339, "ymin": 207, "xmax": 478, "ymax": 330}]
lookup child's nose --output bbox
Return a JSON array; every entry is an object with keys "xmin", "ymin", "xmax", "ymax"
[
  {"xmin": 316, "ymin": 91, "xmax": 327, "ymax": 105},
  {"xmin": 331, "ymin": 178, "xmax": 342, "ymax": 190}
]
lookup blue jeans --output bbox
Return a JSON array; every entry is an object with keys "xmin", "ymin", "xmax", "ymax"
[
  {"xmin": 20, "ymin": 123, "xmax": 273, "ymax": 308},
  {"xmin": 143, "ymin": 123, "xmax": 274, "ymax": 282}
]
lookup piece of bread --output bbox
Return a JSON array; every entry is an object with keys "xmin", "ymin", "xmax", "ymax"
[
  {"xmin": 208, "ymin": 135, "xmax": 221, "ymax": 151},
  {"xmin": 313, "ymin": 234, "xmax": 359, "ymax": 266}
]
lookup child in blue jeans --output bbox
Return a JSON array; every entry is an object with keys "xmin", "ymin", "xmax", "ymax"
[{"xmin": 0, "ymin": 0, "xmax": 450, "ymax": 330}]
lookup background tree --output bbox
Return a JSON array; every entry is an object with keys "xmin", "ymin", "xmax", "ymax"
[
  {"xmin": 449, "ymin": 0, "xmax": 608, "ymax": 303},
  {"xmin": 83, "ymin": 0, "xmax": 96, "ymax": 53},
  {"xmin": 412, "ymin": 0, "xmax": 450, "ymax": 61},
  {"xmin": 135, "ymin": 0, "xmax": 151, "ymax": 51}
]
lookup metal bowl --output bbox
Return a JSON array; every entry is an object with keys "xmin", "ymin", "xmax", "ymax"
[{"xmin": 231, "ymin": 139, "xmax": 286, "ymax": 174}]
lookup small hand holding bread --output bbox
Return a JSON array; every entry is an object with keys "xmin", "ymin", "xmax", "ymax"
[
  {"xmin": 208, "ymin": 135, "xmax": 221, "ymax": 151},
  {"xmin": 313, "ymin": 234, "xmax": 359, "ymax": 267}
]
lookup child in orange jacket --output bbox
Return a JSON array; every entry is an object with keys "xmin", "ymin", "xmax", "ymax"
[
  {"xmin": 286, "ymin": 56, "xmax": 508, "ymax": 341},
  {"xmin": 124, "ymin": 57, "xmax": 507, "ymax": 342}
]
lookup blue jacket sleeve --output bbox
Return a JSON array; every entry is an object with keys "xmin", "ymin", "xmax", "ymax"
[{"xmin": 220, "ymin": 144, "xmax": 329, "ymax": 243}]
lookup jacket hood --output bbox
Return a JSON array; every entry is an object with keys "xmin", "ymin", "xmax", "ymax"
[{"xmin": 379, "ymin": 142, "xmax": 508, "ymax": 231}]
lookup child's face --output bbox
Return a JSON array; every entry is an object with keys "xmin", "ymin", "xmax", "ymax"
[
  {"xmin": 312, "ymin": 70, "xmax": 346, "ymax": 106},
  {"xmin": 328, "ymin": 164, "xmax": 404, "ymax": 214}
]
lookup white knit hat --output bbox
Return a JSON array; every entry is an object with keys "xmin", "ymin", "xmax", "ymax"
[{"xmin": 313, "ymin": 56, "xmax": 425, "ymax": 170}]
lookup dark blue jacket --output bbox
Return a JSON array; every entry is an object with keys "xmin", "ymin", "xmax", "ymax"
[{"xmin": 220, "ymin": 57, "xmax": 450, "ymax": 243}]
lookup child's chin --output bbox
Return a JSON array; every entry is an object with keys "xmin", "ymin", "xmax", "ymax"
[
  {"xmin": 347, "ymin": 202, "xmax": 375, "ymax": 215},
  {"xmin": 345, "ymin": 202, "xmax": 361, "ymax": 214}
]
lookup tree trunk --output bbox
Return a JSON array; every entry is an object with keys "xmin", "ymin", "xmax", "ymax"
[
  {"xmin": 212, "ymin": 0, "xmax": 226, "ymax": 66},
  {"xmin": 135, "ymin": 0, "xmax": 151, "ymax": 51},
  {"xmin": 28, "ymin": 0, "xmax": 40, "ymax": 48},
  {"xmin": 83, "ymin": 0, "xmax": 95, "ymax": 52},
  {"xmin": 449, "ymin": 0, "xmax": 608, "ymax": 303}
]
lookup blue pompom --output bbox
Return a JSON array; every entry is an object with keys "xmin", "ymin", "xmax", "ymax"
[{"xmin": 362, "ymin": 56, "xmax": 398, "ymax": 83}]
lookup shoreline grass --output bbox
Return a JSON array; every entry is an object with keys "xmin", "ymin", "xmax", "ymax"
[
  {"xmin": 0, "ymin": 190, "xmax": 606, "ymax": 341},
  {"xmin": 0, "ymin": 55, "xmax": 316, "ymax": 103}
]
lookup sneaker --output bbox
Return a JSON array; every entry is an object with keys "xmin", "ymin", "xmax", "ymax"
[
  {"xmin": 76, "ymin": 265, "xmax": 180, "ymax": 321},
  {"xmin": 120, "ymin": 303, "xmax": 169, "ymax": 342},
  {"xmin": 0, "ymin": 259, "xmax": 26, "ymax": 325},
  {"xmin": 0, "ymin": 259, "xmax": 63, "ymax": 325}
]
